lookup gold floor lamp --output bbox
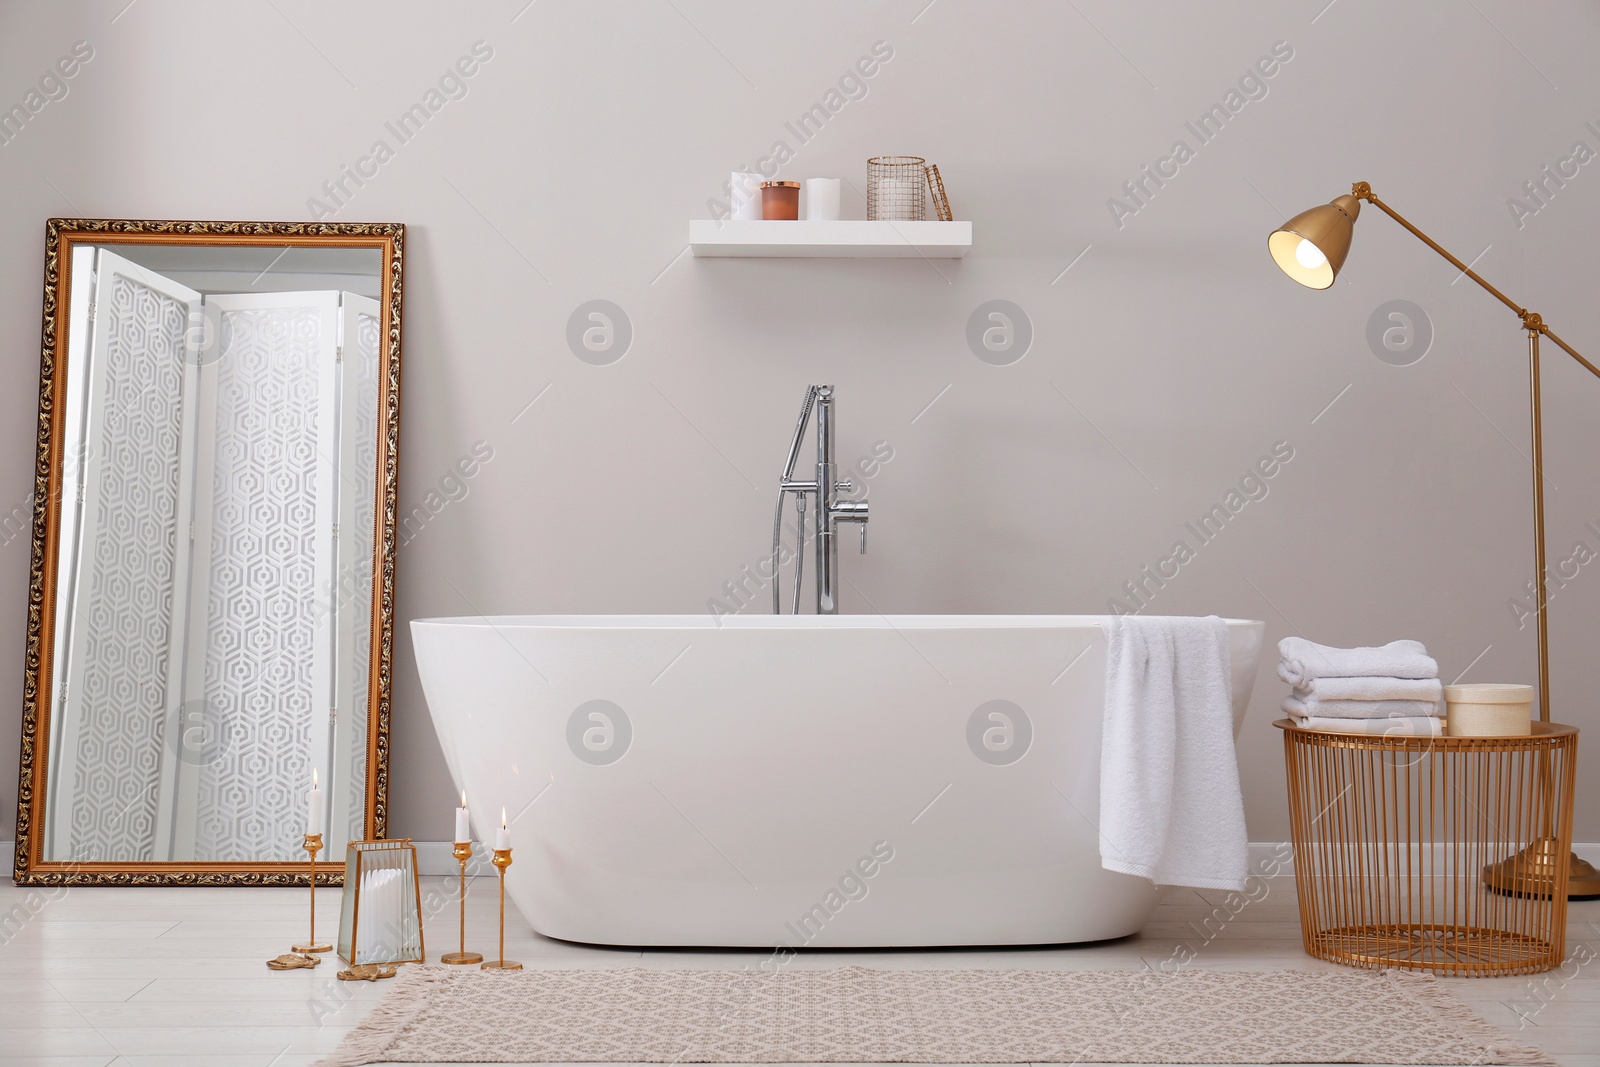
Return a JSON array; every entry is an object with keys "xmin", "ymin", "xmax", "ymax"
[{"xmin": 1267, "ymin": 180, "xmax": 1600, "ymax": 900}]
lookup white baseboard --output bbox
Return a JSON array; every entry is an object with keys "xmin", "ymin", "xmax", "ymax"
[
  {"xmin": 1246, "ymin": 840, "xmax": 1600, "ymax": 880},
  {"xmin": 423, "ymin": 841, "xmax": 1600, "ymax": 881},
  {"xmin": 414, "ymin": 839, "xmax": 495, "ymax": 876},
  {"xmin": 0, "ymin": 839, "xmax": 493, "ymax": 878},
  {"xmin": 4, "ymin": 840, "xmax": 1594, "ymax": 881}
]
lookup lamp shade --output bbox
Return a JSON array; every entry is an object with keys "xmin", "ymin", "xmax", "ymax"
[{"xmin": 1268, "ymin": 193, "xmax": 1362, "ymax": 289}]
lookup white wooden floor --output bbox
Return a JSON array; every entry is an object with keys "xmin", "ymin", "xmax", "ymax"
[{"xmin": 0, "ymin": 876, "xmax": 1594, "ymax": 1067}]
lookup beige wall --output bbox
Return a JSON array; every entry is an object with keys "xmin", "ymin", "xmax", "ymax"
[{"xmin": 1, "ymin": 0, "xmax": 1596, "ymax": 848}]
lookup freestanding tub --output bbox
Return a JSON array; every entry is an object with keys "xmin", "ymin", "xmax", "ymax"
[{"xmin": 412, "ymin": 615, "xmax": 1265, "ymax": 948}]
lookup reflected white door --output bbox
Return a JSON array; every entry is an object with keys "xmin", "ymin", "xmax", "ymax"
[
  {"xmin": 328, "ymin": 292, "xmax": 381, "ymax": 851},
  {"xmin": 51, "ymin": 249, "xmax": 203, "ymax": 862},
  {"xmin": 175, "ymin": 291, "xmax": 341, "ymax": 862}
]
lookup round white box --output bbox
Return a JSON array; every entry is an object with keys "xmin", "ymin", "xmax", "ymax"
[{"xmin": 1443, "ymin": 683, "xmax": 1533, "ymax": 737}]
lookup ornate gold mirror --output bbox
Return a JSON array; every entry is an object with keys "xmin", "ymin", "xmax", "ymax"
[{"xmin": 14, "ymin": 220, "xmax": 403, "ymax": 885}]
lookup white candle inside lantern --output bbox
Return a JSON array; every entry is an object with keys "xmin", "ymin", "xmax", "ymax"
[{"xmin": 357, "ymin": 866, "xmax": 403, "ymax": 962}]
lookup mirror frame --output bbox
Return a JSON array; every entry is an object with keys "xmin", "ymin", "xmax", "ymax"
[{"xmin": 13, "ymin": 218, "xmax": 405, "ymax": 886}]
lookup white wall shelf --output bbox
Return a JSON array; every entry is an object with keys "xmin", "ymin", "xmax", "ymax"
[{"xmin": 689, "ymin": 220, "xmax": 971, "ymax": 258}]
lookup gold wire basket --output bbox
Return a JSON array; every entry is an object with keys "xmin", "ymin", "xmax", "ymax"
[
  {"xmin": 867, "ymin": 156, "xmax": 927, "ymax": 221},
  {"xmin": 1279, "ymin": 720, "xmax": 1576, "ymax": 976}
]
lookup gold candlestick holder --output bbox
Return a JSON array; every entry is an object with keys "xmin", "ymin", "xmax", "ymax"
[
  {"xmin": 480, "ymin": 847, "xmax": 521, "ymax": 971},
  {"xmin": 291, "ymin": 833, "xmax": 332, "ymax": 954},
  {"xmin": 439, "ymin": 841, "xmax": 483, "ymax": 965}
]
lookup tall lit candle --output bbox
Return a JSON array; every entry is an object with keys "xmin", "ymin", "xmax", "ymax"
[
  {"xmin": 306, "ymin": 769, "xmax": 324, "ymax": 837},
  {"xmin": 455, "ymin": 792, "xmax": 470, "ymax": 843},
  {"xmin": 495, "ymin": 807, "xmax": 510, "ymax": 850}
]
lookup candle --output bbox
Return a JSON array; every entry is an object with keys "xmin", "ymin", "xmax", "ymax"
[
  {"xmin": 357, "ymin": 867, "xmax": 403, "ymax": 962},
  {"xmin": 495, "ymin": 807, "xmax": 511, "ymax": 850},
  {"xmin": 455, "ymin": 793, "xmax": 470, "ymax": 843},
  {"xmin": 730, "ymin": 171, "xmax": 763, "ymax": 221},
  {"xmin": 871, "ymin": 176, "xmax": 924, "ymax": 221},
  {"xmin": 306, "ymin": 769, "xmax": 323, "ymax": 837},
  {"xmin": 804, "ymin": 178, "xmax": 841, "ymax": 221}
]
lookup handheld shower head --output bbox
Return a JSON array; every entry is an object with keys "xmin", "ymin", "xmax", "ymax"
[{"xmin": 781, "ymin": 385, "xmax": 820, "ymax": 482}]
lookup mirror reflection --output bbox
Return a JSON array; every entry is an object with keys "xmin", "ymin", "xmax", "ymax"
[{"xmin": 43, "ymin": 241, "xmax": 385, "ymax": 863}]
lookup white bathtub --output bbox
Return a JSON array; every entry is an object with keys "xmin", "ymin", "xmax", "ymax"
[{"xmin": 411, "ymin": 615, "xmax": 1264, "ymax": 948}]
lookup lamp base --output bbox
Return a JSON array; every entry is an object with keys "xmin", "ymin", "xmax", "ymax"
[
  {"xmin": 481, "ymin": 960, "xmax": 523, "ymax": 971},
  {"xmin": 440, "ymin": 950, "xmax": 483, "ymax": 965},
  {"xmin": 1482, "ymin": 838, "xmax": 1600, "ymax": 899},
  {"xmin": 1563, "ymin": 853, "xmax": 1600, "ymax": 898},
  {"xmin": 291, "ymin": 941, "xmax": 332, "ymax": 954}
]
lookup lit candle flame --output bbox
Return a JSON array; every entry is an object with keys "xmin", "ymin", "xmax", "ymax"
[
  {"xmin": 312, "ymin": 768, "xmax": 319, "ymax": 787},
  {"xmin": 461, "ymin": 791, "xmax": 467, "ymax": 807},
  {"xmin": 501, "ymin": 807, "xmax": 508, "ymax": 828}
]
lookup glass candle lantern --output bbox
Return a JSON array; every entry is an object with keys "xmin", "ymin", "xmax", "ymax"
[{"xmin": 337, "ymin": 839, "xmax": 425, "ymax": 966}]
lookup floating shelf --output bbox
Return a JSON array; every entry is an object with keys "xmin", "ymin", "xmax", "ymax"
[{"xmin": 689, "ymin": 220, "xmax": 971, "ymax": 258}]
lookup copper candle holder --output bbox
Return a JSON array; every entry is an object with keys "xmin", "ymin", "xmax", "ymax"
[
  {"xmin": 440, "ymin": 841, "xmax": 483, "ymax": 965},
  {"xmin": 480, "ymin": 847, "xmax": 522, "ymax": 971},
  {"xmin": 291, "ymin": 833, "xmax": 332, "ymax": 954}
]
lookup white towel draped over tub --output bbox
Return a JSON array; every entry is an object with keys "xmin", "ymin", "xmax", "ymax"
[{"xmin": 1099, "ymin": 615, "xmax": 1249, "ymax": 891}]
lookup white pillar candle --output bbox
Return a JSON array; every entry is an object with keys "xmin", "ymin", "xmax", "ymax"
[
  {"xmin": 872, "ymin": 176, "xmax": 924, "ymax": 221},
  {"xmin": 454, "ymin": 793, "xmax": 470, "ymax": 843},
  {"xmin": 357, "ymin": 867, "xmax": 402, "ymax": 962},
  {"xmin": 730, "ymin": 171, "xmax": 763, "ymax": 221},
  {"xmin": 306, "ymin": 769, "xmax": 323, "ymax": 837},
  {"xmin": 495, "ymin": 807, "xmax": 511, "ymax": 850},
  {"xmin": 804, "ymin": 178, "xmax": 841, "ymax": 221}
]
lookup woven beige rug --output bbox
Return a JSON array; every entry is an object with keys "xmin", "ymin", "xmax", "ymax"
[{"xmin": 319, "ymin": 965, "xmax": 1553, "ymax": 1065}]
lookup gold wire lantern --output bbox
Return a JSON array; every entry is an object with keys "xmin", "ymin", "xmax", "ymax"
[
  {"xmin": 867, "ymin": 156, "xmax": 927, "ymax": 221},
  {"xmin": 1279, "ymin": 720, "xmax": 1576, "ymax": 977}
]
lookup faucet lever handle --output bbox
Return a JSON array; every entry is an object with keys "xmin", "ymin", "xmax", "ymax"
[{"xmin": 834, "ymin": 480, "xmax": 853, "ymax": 494}]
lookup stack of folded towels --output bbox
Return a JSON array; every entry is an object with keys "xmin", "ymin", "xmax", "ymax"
[{"xmin": 1279, "ymin": 637, "xmax": 1443, "ymax": 736}]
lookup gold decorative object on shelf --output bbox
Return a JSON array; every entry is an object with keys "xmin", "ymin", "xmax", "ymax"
[
  {"xmin": 336, "ymin": 839, "xmax": 426, "ymax": 968},
  {"xmin": 1265, "ymin": 182, "xmax": 1600, "ymax": 900},
  {"xmin": 926, "ymin": 164, "xmax": 953, "ymax": 222},
  {"xmin": 291, "ymin": 833, "xmax": 332, "ymax": 955},
  {"xmin": 866, "ymin": 156, "xmax": 927, "ymax": 221},
  {"xmin": 440, "ymin": 841, "xmax": 483, "ymax": 966},
  {"xmin": 1279, "ymin": 720, "xmax": 1577, "ymax": 976},
  {"xmin": 481, "ymin": 847, "xmax": 522, "ymax": 971},
  {"xmin": 266, "ymin": 952, "xmax": 321, "ymax": 970}
]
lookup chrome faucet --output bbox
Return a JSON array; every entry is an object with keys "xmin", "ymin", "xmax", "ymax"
[{"xmin": 772, "ymin": 385, "xmax": 868, "ymax": 614}]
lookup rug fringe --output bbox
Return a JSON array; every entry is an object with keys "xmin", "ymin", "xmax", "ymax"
[
  {"xmin": 1381, "ymin": 969, "xmax": 1558, "ymax": 1067},
  {"xmin": 317, "ymin": 964, "xmax": 447, "ymax": 1067}
]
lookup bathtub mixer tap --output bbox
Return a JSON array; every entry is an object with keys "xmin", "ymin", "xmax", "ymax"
[{"xmin": 772, "ymin": 385, "xmax": 868, "ymax": 614}]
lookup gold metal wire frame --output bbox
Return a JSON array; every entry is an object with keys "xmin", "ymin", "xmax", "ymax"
[{"xmin": 1279, "ymin": 720, "xmax": 1576, "ymax": 976}]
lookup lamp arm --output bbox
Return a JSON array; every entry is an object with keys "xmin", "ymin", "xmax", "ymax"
[{"xmin": 1354, "ymin": 182, "xmax": 1600, "ymax": 379}]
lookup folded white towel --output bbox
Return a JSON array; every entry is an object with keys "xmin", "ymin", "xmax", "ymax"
[
  {"xmin": 1283, "ymin": 694, "xmax": 1441, "ymax": 719},
  {"xmin": 1290, "ymin": 713, "xmax": 1443, "ymax": 737},
  {"xmin": 1278, "ymin": 637, "xmax": 1438, "ymax": 685},
  {"xmin": 1279, "ymin": 672, "xmax": 1444, "ymax": 704},
  {"xmin": 1101, "ymin": 615, "xmax": 1248, "ymax": 892}
]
